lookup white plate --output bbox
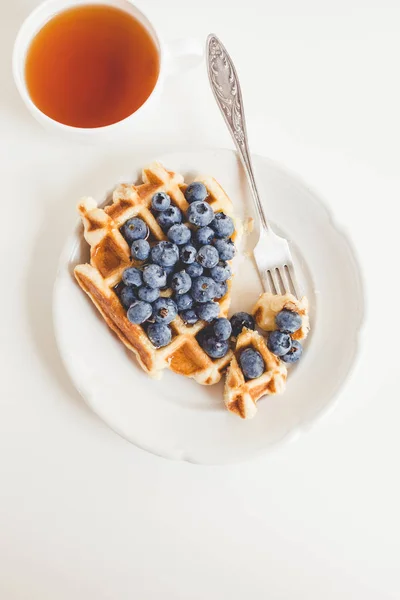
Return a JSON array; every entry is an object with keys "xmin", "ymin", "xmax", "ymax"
[{"xmin": 53, "ymin": 149, "xmax": 365, "ymax": 464}]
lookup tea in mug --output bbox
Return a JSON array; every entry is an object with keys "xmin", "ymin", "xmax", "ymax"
[{"xmin": 25, "ymin": 5, "xmax": 160, "ymax": 128}]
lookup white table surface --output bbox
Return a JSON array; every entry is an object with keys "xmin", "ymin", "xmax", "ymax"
[{"xmin": 1, "ymin": 0, "xmax": 399, "ymax": 598}]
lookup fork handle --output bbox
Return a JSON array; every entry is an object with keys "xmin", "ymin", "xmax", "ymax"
[{"xmin": 206, "ymin": 34, "xmax": 269, "ymax": 232}]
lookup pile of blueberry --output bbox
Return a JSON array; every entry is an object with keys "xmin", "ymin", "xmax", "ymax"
[
  {"xmin": 117, "ymin": 182, "xmax": 236, "ymax": 350},
  {"xmin": 194, "ymin": 311, "xmax": 255, "ymax": 360},
  {"xmin": 116, "ymin": 180, "xmax": 305, "ymax": 372},
  {"xmin": 267, "ymin": 309, "xmax": 303, "ymax": 363},
  {"xmin": 233, "ymin": 309, "xmax": 304, "ymax": 382}
]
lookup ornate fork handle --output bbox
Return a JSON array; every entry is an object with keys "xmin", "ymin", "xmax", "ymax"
[{"xmin": 206, "ymin": 34, "xmax": 269, "ymax": 232}]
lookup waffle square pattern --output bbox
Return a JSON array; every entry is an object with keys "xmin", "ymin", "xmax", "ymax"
[
  {"xmin": 224, "ymin": 328, "xmax": 288, "ymax": 419},
  {"xmin": 74, "ymin": 162, "xmax": 236, "ymax": 385}
]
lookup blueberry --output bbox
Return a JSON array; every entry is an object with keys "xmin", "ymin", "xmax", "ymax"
[
  {"xmin": 184, "ymin": 182, "xmax": 208, "ymax": 204},
  {"xmin": 210, "ymin": 261, "xmax": 231, "ymax": 283},
  {"xmin": 142, "ymin": 264, "xmax": 166, "ymax": 289},
  {"xmin": 275, "ymin": 309, "xmax": 302, "ymax": 334},
  {"xmin": 119, "ymin": 285, "xmax": 137, "ymax": 310},
  {"xmin": 167, "ymin": 224, "xmax": 191, "ymax": 246},
  {"xmin": 186, "ymin": 262, "xmax": 203, "ymax": 278},
  {"xmin": 210, "ymin": 212, "xmax": 234, "ymax": 239},
  {"xmin": 127, "ymin": 300, "xmax": 152, "ymax": 324},
  {"xmin": 213, "ymin": 238, "xmax": 236, "ymax": 261},
  {"xmin": 147, "ymin": 323, "xmax": 172, "ymax": 348},
  {"xmin": 174, "ymin": 293, "xmax": 193, "ymax": 311},
  {"xmin": 137, "ymin": 285, "xmax": 160, "ymax": 303},
  {"xmin": 267, "ymin": 330, "xmax": 292, "ymax": 356},
  {"xmin": 122, "ymin": 267, "xmax": 143, "ymax": 288},
  {"xmin": 239, "ymin": 348, "xmax": 265, "ymax": 379},
  {"xmin": 121, "ymin": 217, "xmax": 148, "ymax": 243},
  {"xmin": 213, "ymin": 318, "xmax": 232, "ymax": 341},
  {"xmin": 150, "ymin": 241, "xmax": 179, "ymax": 267},
  {"xmin": 151, "ymin": 192, "xmax": 171, "ymax": 212},
  {"xmin": 171, "ymin": 270, "xmax": 192, "ymax": 295},
  {"xmin": 180, "ymin": 308, "xmax": 199, "ymax": 325},
  {"xmin": 214, "ymin": 282, "xmax": 228, "ymax": 299},
  {"xmin": 180, "ymin": 244, "xmax": 197, "ymax": 264},
  {"xmin": 196, "ymin": 301, "xmax": 220, "ymax": 322},
  {"xmin": 194, "ymin": 226, "xmax": 214, "ymax": 246},
  {"xmin": 281, "ymin": 340, "xmax": 303, "ymax": 363},
  {"xmin": 200, "ymin": 335, "xmax": 229, "ymax": 359},
  {"xmin": 157, "ymin": 206, "xmax": 182, "ymax": 230},
  {"xmin": 230, "ymin": 312, "xmax": 255, "ymax": 336},
  {"xmin": 131, "ymin": 239, "xmax": 150, "ymax": 261},
  {"xmin": 191, "ymin": 276, "xmax": 217, "ymax": 303},
  {"xmin": 196, "ymin": 245, "xmax": 219, "ymax": 269},
  {"xmin": 187, "ymin": 201, "xmax": 214, "ymax": 227},
  {"xmin": 152, "ymin": 298, "xmax": 178, "ymax": 324}
]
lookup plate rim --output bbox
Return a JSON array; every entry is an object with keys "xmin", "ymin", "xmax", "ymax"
[{"xmin": 52, "ymin": 147, "xmax": 367, "ymax": 464}]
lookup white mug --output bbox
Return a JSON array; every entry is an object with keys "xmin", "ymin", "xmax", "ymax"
[{"xmin": 13, "ymin": 0, "xmax": 203, "ymax": 141}]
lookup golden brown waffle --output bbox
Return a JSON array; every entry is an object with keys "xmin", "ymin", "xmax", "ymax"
[
  {"xmin": 224, "ymin": 328, "xmax": 287, "ymax": 419},
  {"xmin": 253, "ymin": 292, "xmax": 310, "ymax": 341},
  {"xmin": 74, "ymin": 161, "xmax": 237, "ymax": 384}
]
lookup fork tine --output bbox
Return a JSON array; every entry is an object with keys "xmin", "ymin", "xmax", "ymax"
[
  {"xmin": 278, "ymin": 267, "xmax": 290, "ymax": 295},
  {"xmin": 264, "ymin": 270, "xmax": 274, "ymax": 294},
  {"xmin": 275, "ymin": 268, "xmax": 287, "ymax": 295},
  {"xmin": 267, "ymin": 269, "xmax": 280, "ymax": 295},
  {"xmin": 284, "ymin": 264, "xmax": 300, "ymax": 299},
  {"xmin": 274, "ymin": 267, "xmax": 285, "ymax": 294}
]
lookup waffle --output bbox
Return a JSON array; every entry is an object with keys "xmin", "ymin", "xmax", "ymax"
[
  {"xmin": 253, "ymin": 292, "xmax": 310, "ymax": 341},
  {"xmin": 224, "ymin": 328, "xmax": 287, "ymax": 419},
  {"xmin": 74, "ymin": 161, "xmax": 237, "ymax": 385}
]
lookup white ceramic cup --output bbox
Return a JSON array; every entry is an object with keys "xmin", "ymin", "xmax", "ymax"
[{"xmin": 13, "ymin": 0, "xmax": 203, "ymax": 141}]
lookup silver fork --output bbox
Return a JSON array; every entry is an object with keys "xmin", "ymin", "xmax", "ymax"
[{"xmin": 206, "ymin": 34, "xmax": 301, "ymax": 299}]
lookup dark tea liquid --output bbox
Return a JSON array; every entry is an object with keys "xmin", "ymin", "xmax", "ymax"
[{"xmin": 25, "ymin": 5, "xmax": 160, "ymax": 128}]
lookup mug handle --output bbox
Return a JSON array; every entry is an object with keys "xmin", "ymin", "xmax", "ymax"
[{"xmin": 164, "ymin": 38, "xmax": 203, "ymax": 76}]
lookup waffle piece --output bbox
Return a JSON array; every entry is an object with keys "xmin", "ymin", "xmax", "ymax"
[
  {"xmin": 74, "ymin": 161, "xmax": 237, "ymax": 384},
  {"xmin": 253, "ymin": 292, "xmax": 310, "ymax": 341},
  {"xmin": 224, "ymin": 328, "xmax": 287, "ymax": 419}
]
